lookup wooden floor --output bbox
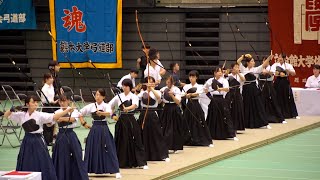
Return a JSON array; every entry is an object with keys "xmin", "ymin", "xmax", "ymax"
[{"xmin": 89, "ymin": 116, "xmax": 320, "ymax": 180}]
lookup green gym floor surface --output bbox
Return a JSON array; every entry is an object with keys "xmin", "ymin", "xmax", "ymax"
[{"xmin": 174, "ymin": 127, "xmax": 320, "ymax": 180}]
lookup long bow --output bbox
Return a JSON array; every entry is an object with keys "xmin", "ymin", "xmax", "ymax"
[
  {"xmin": 135, "ymin": 10, "xmax": 149, "ymax": 129},
  {"xmin": 257, "ymin": 0, "xmax": 288, "ymax": 82},
  {"xmin": 225, "ymin": 6, "xmax": 238, "ymax": 61}
]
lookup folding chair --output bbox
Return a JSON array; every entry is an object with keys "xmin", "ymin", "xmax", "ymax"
[
  {"xmin": 36, "ymin": 90, "xmax": 44, "ymax": 111},
  {"xmin": 79, "ymin": 89, "xmax": 86, "ymax": 105},
  {"xmin": 1, "ymin": 85, "xmax": 25, "ymax": 142},
  {"xmin": 61, "ymin": 86, "xmax": 85, "ymax": 109},
  {"xmin": 0, "ymin": 101, "xmax": 21, "ymax": 148},
  {"xmin": 2, "ymin": 85, "xmax": 25, "ymax": 108}
]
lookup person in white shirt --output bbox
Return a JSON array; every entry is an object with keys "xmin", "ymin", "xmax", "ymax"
[
  {"xmin": 305, "ymin": 65, "xmax": 320, "ymax": 88},
  {"xmin": 204, "ymin": 66, "xmax": 237, "ymax": 141},
  {"xmin": 236, "ymin": 53, "xmax": 273, "ymax": 129},
  {"xmin": 144, "ymin": 48, "xmax": 162, "ymax": 85},
  {"xmin": 183, "ymin": 70, "xmax": 213, "ymax": 147},
  {"xmin": 226, "ymin": 63, "xmax": 246, "ymax": 131},
  {"xmin": 270, "ymin": 55, "xmax": 296, "ymax": 77},
  {"xmin": 137, "ymin": 76, "xmax": 170, "ymax": 162},
  {"xmin": 243, "ymin": 72, "xmax": 271, "ymax": 129},
  {"xmin": 41, "ymin": 73, "xmax": 58, "ymax": 107},
  {"xmin": 160, "ymin": 76, "xmax": 186, "ymax": 153},
  {"xmin": 271, "ymin": 53, "xmax": 299, "ymax": 119},
  {"xmin": 80, "ymin": 88, "xmax": 121, "ymax": 178},
  {"xmin": 117, "ymin": 68, "xmax": 139, "ymax": 90},
  {"xmin": 52, "ymin": 94, "xmax": 89, "ymax": 180},
  {"xmin": 41, "ymin": 73, "xmax": 59, "ymax": 146},
  {"xmin": 259, "ymin": 57, "xmax": 285, "ymax": 124},
  {"xmin": 237, "ymin": 54, "xmax": 272, "ymax": 76},
  {"xmin": 155, "ymin": 50, "xmax": 166, "ymax": 76},
  {"xmin": 4, "ymin": 95, "xmax": 73, "ymax": 180},
  {"xmin": 228, "ymin": 63, "xmax": 246, "ymax": 92},
  {"xmin": 109, "ymin": 79, "xmax": 148, "ymax": 170}
]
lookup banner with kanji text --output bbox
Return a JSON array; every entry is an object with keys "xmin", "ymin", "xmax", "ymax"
[
  {"xmin": 49, "ymin": 0, "xmax": 122, "ymax": 68},
  {"xmin": 0, "ymin": 0, "xmax": 36, "ymax": 29},
  {"xmin": 269, "ymin": 0, "xmax": 320, "ymax": 87}
]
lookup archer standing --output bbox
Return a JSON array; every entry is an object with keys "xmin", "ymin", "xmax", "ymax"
[
  {"xmin": 160, "ymin": 76, "xmax": 186, "ymax": 153},
  {"xmin": 3, "ymin": 95, "xmax": 73, "ymax": 180},
  {"xmin": 237, "ymin": 54, "xmax": 272, "ymax": 129},
  {"xmin": 137, "ymin": 44, "xmax": 151, "ymax": 82},
  {"xmin": 80, "ymin": 89, "xmax": 121, "ymax": 178},
  {"xmin": 225, "ymin": 63, "xmax": 246, "ymax": 131},
  {"xmin": 52, "ymin": 95, "xmax": 89, "ymax": 180},
  {"xmin": 271, "ymin": 54, "xmax": 299, "ymax": 119},
  {"xmin": 259, "ymin": 57, "xmax": 285, "ymax": 123},
  {"xmin": 183, "ymin": 70, "xmax": 213, "ymax": 146},
  {"xmin": 204, "ymin": 66, "xmax": 237, "ymax": 140},
  {"xmin": 109, "ymin": 79, "xmax": 148, "ymax": 169},
  {"xmin": 137, "ymin": 77, "xmax": 170, "ymax": 161}
]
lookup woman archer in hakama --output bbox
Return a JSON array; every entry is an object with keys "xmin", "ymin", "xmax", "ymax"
[
  {"xmin": 237, "ymin": 54, "xmax": 272, "ymax": 129},
  {"xmin": 183, "ymin": 70, "xmax": 213, "ymax": 147},
  {"xmin": 109, "ymin": 79, "xmax": 148, "ymax": 169},
  {"xmin": 137, "ymin": 76, "xmax": 170, "ymax": 162},
  {"xmin": 204, "ymin": 66, "xmax": 237, "ymax": 140},
  {"xmin": 160, "ymin": 76, "xmax": 186, "ymax": 153},
  {"xmin": 52, "ymin": 94, "xmax": 89, "ymax": 180},
  {"xmin": 4, "ymin": 95, "xmax": 74, "ymax": 180},
  {"xmin": 258, "ymin": 57, "xmax": 286, "ymax": 123},
  {"xmin": 225, "ymin": 63, "xmax": 246, "ymax": 132},
  {"xmin": 80, "ymin": 89, "xmax": 121, "ymax": 178},
  {"xmin": 271, "ymin": 54, "xmax": 299, "ymax": 119}
]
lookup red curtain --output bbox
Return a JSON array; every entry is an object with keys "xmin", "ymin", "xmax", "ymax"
[{"xmin": 269, "ymin": 0, "xmax": 320, "ymax": 87}]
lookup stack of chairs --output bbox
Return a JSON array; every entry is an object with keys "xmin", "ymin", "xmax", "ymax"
[{"xmin": 0, "ymin": 85, "xmax": 26, "ymax": 148}]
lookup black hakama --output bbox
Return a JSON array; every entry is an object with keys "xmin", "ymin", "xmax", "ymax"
[
  {"xmin": 184, "ymin": 99, "xmax": 212, "ymax": 146},
  {"xmin": 138, "ymin": 109, "xmax": 169, "ymax": 161},
  {"xmin": 225, "ymin": 79, "xmax": 245, "ymax": 131},
  {"xmin": 16, "ymin": 133, "xmax": 57, "ymax": 180},
  {"xmin": 206, "ymin": 95, "xmax": 236, "ymax": 140},
  {"xmin": 161, "ymin": 103, "xmax": 186, "ymax": 151},
  {"xmin": 259, "ymin": 77, "xmax": 285, "ymax": 123},
  {"xmin": 85, "ymin": 121, "xmax": 119, "ymax": 174},
  {"xmin": 42, "ymin": 104, "xmax": 56, "ymax": 146},
  {"xmin": 274, "ymin": 77, "xmax": 298, "ymax": 118},
  {"xmin": 52, "ymin": 128, "xmax": 88, "ymax": 180},
  {"xmin": 242, "ymin": 75, "xmax": 269, "ymax": 128},
  {"xmin": 115, "ymin": 113, "xmax": 147, "ymax": 168}
]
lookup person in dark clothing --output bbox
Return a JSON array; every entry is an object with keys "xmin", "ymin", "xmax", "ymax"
[
  {"xmin": 170, "ymin": 62, "xmax": 185, "ymax": 88},
  {"xmin": 136, "ymin": 44, "xmax": 151, "ymax": 82},
  {"xmin": 48, "ymin": 60, "xmax": 63, "ymax": 96}
]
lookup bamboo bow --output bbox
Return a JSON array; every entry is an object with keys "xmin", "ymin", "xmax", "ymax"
[{"xmin": 135, "ymin": 10, "xmax": 149, "ymax": 129}]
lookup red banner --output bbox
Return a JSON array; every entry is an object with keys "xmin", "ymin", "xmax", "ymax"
[{"xmin": 269, "ymin": 0, "xmax": 320, "ymax": 87}]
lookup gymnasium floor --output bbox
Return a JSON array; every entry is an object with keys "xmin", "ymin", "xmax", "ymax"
[
  {"xmin": 174, "ymin": 127, "xmax": 320, "ymax": 180},
  {"xmin": 0, "ymin": 100, "xmax": 320, "ymax": 180}
]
